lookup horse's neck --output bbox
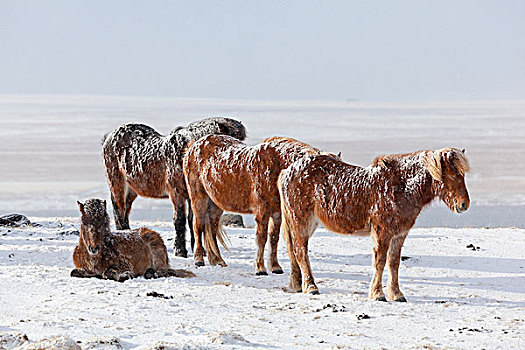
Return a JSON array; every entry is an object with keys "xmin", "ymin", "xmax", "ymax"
[{"xmin": 394, "ymin": 157, "xmax": 436, "ymax": 206}]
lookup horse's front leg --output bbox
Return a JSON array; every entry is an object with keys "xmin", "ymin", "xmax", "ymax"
[
  {"xmin": 170, "ymin": 193, "xmax": 188, "ymax": 258},
  {"xmin": 369, "ymin": 226, "xmax": 392, "ymax": 301},
  {"xmin": 268, "ymin": 213, "xmax": 283, "ymax": 274},
  {"xmin": 70, "ymin": 268, "xmax": 101, "ymax": 279},
  {"xmin": 387, "ymin": 231, "xmax": 408, "ymax": 302},
  {"xmin": 103, "ymin": 266, "xmax": 133, "ymax": 282}
]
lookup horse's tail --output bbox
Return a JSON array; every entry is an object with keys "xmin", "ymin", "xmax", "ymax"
[
  {"xmin": 203, "ymin": 213, "xmax": 230, "ymax": 260},
  {"xmin": 278, "ymin": 173, "xmax": 295, "ymax": 266},
  {"xmin": 140, "ymin": 228, "xmax": 170, "ymax": 271}
]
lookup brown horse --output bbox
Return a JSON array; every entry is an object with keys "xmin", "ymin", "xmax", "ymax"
[
  {"xmin": 183, "ymin": 135, "xmax": 338, "ymax": 274},
  {"xmin": 278, "ymin": 148, "xmax": 470, "ymax": 301},
  {"xmin": 71, "ymin": 198, "xmax": 195, "ymax": 282},
  {"xmin": 102, "ymin": 117, "xmax": 246, "ymax": 258}
]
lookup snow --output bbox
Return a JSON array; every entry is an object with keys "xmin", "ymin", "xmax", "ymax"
[
  {"xmin": 0, "ymin": 95, "xmax": 524, "ymax": 348},
  {"xmin": 1, "ymin": 219, "xmax": 524, "ymax": 349}
]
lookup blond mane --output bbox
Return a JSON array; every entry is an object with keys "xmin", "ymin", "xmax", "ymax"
[{"xmin": 423, "ymin": 148, "xmax": 470, "ymax": 181}]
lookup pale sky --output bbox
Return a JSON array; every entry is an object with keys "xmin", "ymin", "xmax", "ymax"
[{"xmin": 1, "ymin": 0, "xmax": 524, "ymax": 101}]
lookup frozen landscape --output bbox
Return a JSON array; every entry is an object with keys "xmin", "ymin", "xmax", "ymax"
[{"xmin": 0, "ymin": 95, "xmax": 524, "ymax": 349}]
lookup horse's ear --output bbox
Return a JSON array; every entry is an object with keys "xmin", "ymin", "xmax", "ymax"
[
  {"xmin": 372, "ymin": 156, "xmax": 392, "ymax": 168},
  {"xmin": 77, "ymin": 201, "xmax": 85, "ymax": 214},
  {"xmin": 337, "ymin": 151, "xmax": 342, "ymax": 158},
  {"xmin": 102, "ymin": 200, "xmax": 107, "ymax": 210},
  {"xmin": 462, "ymin": 149, "xmax": 465, "ymax": 154},
  {"xmin": 423, "ymin": 151, "xmax": 443, "ymax": 182}
]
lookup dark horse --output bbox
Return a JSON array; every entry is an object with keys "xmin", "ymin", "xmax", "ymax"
[
  {"xmin": 183, "ymin": 135, "xmax": 338, "ymax": 274},
  {"xmin": 102, "ymin": 117, "xmax": 246, "ymax": 257},
  {"xmin": 72, "ymin": 198, "xmax": 195, "ymax": 282},
  {"xmin": 279, "ymin": 148, "xmax": 470, "ymax": 301}
]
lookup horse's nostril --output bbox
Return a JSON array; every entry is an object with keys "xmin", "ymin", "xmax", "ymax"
[{"xmin": 461, "ymin": 202, "xmax": 468, "ymax": 210}]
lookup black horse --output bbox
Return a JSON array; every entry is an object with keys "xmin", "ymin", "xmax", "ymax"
[{"xmin": 102, "ymin": 117, "xmax": 246, "ymax": 257}]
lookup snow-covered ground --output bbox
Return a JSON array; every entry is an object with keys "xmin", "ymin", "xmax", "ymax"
[{"xmin": 1, "ymin": 218, "xmax": 524, "ymax": 349}]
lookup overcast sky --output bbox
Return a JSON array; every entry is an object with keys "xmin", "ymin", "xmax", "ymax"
[{"xmin": 1, "ymin": 0, "xmax": 524, "ymax": 101}]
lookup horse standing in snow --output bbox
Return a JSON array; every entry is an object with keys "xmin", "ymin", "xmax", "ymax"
[
  {"xmin": 278, "ymin": 148, "xmax": 470, "ymax": 301},
  {"xmin": 183, "ymin": 135, "xmax": 339, "ymax": 274},
  {"xmin": 102, "ymin": 117, "xmax": 246, "ymax": 257},
  {"xmin": 71, "ymin": 198, "xmax": 195, "ymax": 282}
]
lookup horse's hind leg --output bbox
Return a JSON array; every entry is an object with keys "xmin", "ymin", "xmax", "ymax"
[
  {"xmin": 122, "ymin": 187, "xmax": 137, "ymax": 229},
  {"xmin": 187, "ymin": 199, "xmax": 195, "ymax": 252},
  {"xmin": 207, "ymin": 201, "xmax": 227, "ymax": 267},
  {"xmin": 105, "ymin": 161, "xmax": 130, "ymax": 230},
  {"xmin": 189, "ymin": 197, "xmax": 207, "ymax": 267},
  {"xmin": 292, "ymin": 214, "xmax": 319, "ymax": 294},
  {"xmin": 386, "ymin": 231, "xmax": 408, "ymax": 302},
  {"xmin": 169, "ymin": 192, "xmax": 188, "ymax": 258},
  {"xmin": 252, "ymin": 212, "xmax": 270, "ymax": 275},
  {"xmin": 268, "ymin": 213, "xmax": 283, "ymax": 274}
]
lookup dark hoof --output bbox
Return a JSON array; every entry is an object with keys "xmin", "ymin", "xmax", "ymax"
[
  {"xmin": 255, "ymin": 270, "xmax": 268, "ymax": 276},
  {"xmin": 144, "ymin": 268, "xmax": 156, "ymax": 280},
  {"xmin": 308, "ymin": 289, "xmax": 320, "ymax": 295},
  {"xmin": 70, "ymin": 269, "xmax": 84, "ymax": 278},
  {"xmin": 272, "ymin": 269, "xmax": 284, "ymax": 274},
  {"xmin": 395, "ymin": 296, "xmax": 407, "ymax": 302},
  {"xmin": 375, "ymin": 296, "xmax": 388, "ymax": 302},
  {"xmin": 195, "ymin": 261, "xmax": 205, "ymax": 267},
  {"xmin": 174, "ymin": 248, "xmax": 188, "ymax": 258}
]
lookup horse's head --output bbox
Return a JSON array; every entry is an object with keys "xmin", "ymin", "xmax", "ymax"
[
  {"xmin": 423, "ymin": 148, "xmax": 471, "ymax": 213},
  {"xmin": 77, "ymin": 199, "xmax": 110, "ymax": 256}
]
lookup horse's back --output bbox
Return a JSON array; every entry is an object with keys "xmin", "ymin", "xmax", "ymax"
[
  {"xmin": 103, "ymin": 123, "xmax": 161, "ymax": 151},
  {"xmin": 280, "ymin": 154, "xmax": 373, "ymax": 233},
  {"xmin": 182, "ymin": 117, "xmax": 246, "ymax": 142}
]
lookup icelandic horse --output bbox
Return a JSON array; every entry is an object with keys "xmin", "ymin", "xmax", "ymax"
[
  {"xmin": 183, "ymin": 135, "xmax": 339, "ymax": 274},
  {"xmin": 278, "ymin": 148, "xmax": 470, "ymax": 301},
  {"xmin": 71, "ymin": 198, "xmax": 195, "ymax": 282},
  {"xmin": 102, "ymin": 117, "xmax": 246, "ymax": 257}
]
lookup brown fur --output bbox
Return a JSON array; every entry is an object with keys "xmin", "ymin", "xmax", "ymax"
[
  {"xmin": 278, "ymin": 148, "xmax": 470, "ymax": 300},
  {"xmin": 183, "ymin": 135, "xmax": 337, "ymax": 274},
  {"xmin": 71, "ymin": 198, "xmax": 195, "ymax": 281}
]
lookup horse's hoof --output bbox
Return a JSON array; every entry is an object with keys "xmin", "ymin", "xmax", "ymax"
[
  {"xmin": 218, "ymin": 261, "xmax": 228, "ymax": 267},
  {"xmin": 288, "ymin": 283, "xmax": 302, "ymax": 293},
  {"xmin": 308, "ymin": 289, "xmax": 320, "ymax": 295},
  {"xmin": 395, "ymin": 296, "xmax": 407, "ymax": 302},
  {"xmin": 271, "ymin": 269, "xmax": 284, "ymax": 274},
  {"xmin": 195, "ymin": 261, "xmax": 205, "ymax": 267},
  {"xmin": 256, "ymin": 270, "xmax": 268, "ymax": 276},
  {"xmin": 375, "ymin": 296, "xmax": 388, "ymax": 302},
  {"xmin": 117, "ymin": 274, "xmax": 132, "ymax": 283},
  {"xmin": 144, "ymin": 268, "xmax": 156, "ymax": 279},
  {"xmin": 174, "ymin": 249, "xmax": 188, "ymax": 258},
  {"xmin": 70, "ymin": 269, "xmax": 83, "ymax": 278}
]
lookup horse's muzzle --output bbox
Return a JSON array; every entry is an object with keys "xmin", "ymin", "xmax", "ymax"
[
  {"xmin": 88, "ymin": 245, "xmax": 100, "ymax": 255},
  {"xmin": 455, "ymin": 201, "xmax": 469, "ymax": 214}
]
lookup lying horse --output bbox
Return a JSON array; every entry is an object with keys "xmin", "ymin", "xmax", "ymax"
[
  {"xmin": 278, "ymin": 148, "xmax": 470, "ymax": 301},
  {"xmin": 71, "ymin": 198, "xmax": 195, "ymax": 282},
  {"xmin": 183, "ymin": 135, "xmax": 338, "ymax": 274},
  {"xmin": 102, "ymin": 117, "xmax": 246, "ymax": 257}
]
